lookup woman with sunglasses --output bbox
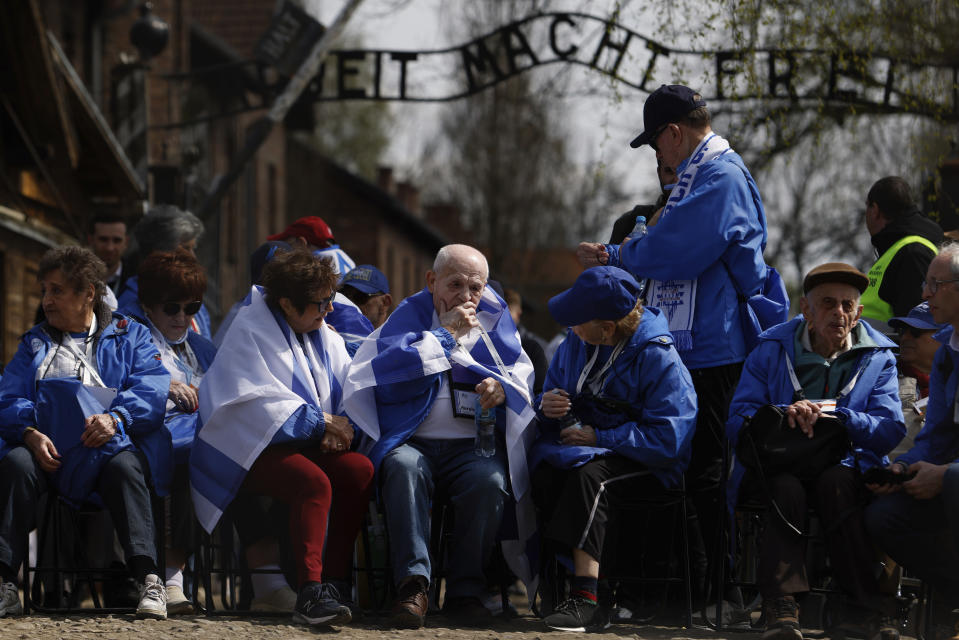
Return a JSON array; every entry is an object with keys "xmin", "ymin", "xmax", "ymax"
[
  {"xmin": 128, "ymin": 248, "xmax": 216, "ymax": 614},
  {"xmin": 191, "ymin": 247, "xmax": 374, "ymax": 627}
]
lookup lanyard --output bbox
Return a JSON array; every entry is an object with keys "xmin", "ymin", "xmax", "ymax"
[
  {"xmin": 576, "ymin": 339, "xmax": 627, "ymax": 395},
  {"xmin": 59, "ymin": 335, "xmax": 108, "ymax": 388},
  {"xmin": 784, "ymin": 346, "xmax": 865, "ymax": 403},
  {"xmin": 477, "ymin": 325, "xmax": 510, "ymax": 379}
]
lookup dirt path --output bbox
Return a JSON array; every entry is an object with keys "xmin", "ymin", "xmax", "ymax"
[{"xmin": 1, "ymin": 614, "xmax": 732, "ymax": 640}]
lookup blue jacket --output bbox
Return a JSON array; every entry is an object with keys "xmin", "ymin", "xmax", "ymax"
[
  {"xmin": 896, "ymin": 327, "xmax": 959, "ymax": 466},
  {"xmin": 608, "ymin": 150, "xmax": 767, "ymax": 370},
  {"xmin": 119, "ymin": 303, "xmax": 217, "ymax": 462},
  {"xmin": 0, "ymin": 314, "xmax": 172, "ymax": 494},
  {"xmin": 725, "ymin": 316, "xmax": 905, "ymax": 504},
  {"xmin": 530, "ymin": 307, "xmax": 697, "ymax": 490},
  {"xmin": 117, "ymin": 276, "xmax": 212, "ymax": 339}
]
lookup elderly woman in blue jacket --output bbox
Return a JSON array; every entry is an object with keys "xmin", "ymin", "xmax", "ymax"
[
  {"xmin": 530, "ymin": 266, "xmax": 698, "ymax": 632},
  {"xmin": 124, "ymin": 248, "xmax": 216, "ymax": 614},
  {"xmin": 725, "ymin": 263, "xmax": 904, "ymax": 640},
  {"xmin": 0, "ymin": 247, "xmax": 170, "ymax": 620}
]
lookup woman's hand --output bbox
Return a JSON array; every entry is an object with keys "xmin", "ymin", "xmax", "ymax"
[
  {"xmin": 80, "ymin": 413, "xmax": 117, "ymax": 448},
  {"xmin": 542, "ymin": 388, "xmax": 571, "ymax": 419},
  {"xmin": 169, "ymin": 380, "xmax": 198, "ymax": 413},
  {"xmin": 322, "ymin": 413, "xmax": 354, "ymax": 452},
  {"xmin": 24, "ymin": 429, "xmax": 61, "ymax": 471},
  {"xmin": 561, "ymin": 424, "xmax": 597, "ymax": 446}
]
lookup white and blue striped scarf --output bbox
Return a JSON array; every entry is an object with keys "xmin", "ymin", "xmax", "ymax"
[
  {"xmin": 646, "ymin": 132, "xmax": 731, "ymax": 352},
  {"xmin": 343, "ymin": 286, "xmax": 539, "ymax": 594},
  {"xmin": 190, "ymin": 286, "xmax": 356, "ymax": 533}
]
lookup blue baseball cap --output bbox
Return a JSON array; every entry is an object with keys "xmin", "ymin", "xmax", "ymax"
[
  {"xmin": 250, "ymin": 240, "xmax": 291, "ymax": 285},
  {"xmin": 340, "ymin": 264, "xmax": 390, "ymax": 295},
  {"xmin": 889, "ymin": 301, "xmax": 946, "ymax": 332},
  {"xmin": 549, "ymin": 267, "xmax": 641, "ymax": 327},
  {"xmin": 630, "ymin": 84, "xmax": 707, "ymax": 148}
]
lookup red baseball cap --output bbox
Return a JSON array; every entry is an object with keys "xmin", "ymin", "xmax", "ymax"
[{"xmin": 267, "ymin": 216, "xmax": 334, "ymax": 246}]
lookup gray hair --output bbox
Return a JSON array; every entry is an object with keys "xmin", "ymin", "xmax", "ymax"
[
  {"xmin": 134, "ymin": 205, "xmax": 204, "ymax": 256},
  {"xmin": 939, "ymin": 242, "xmax": 959, "ymax": 278},
  {"xmin": 432, "ymin": 244, "xmax": 488, "ymax": 279}
]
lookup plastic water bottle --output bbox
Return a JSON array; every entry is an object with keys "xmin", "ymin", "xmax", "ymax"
[
  {"xmin": 474, "ymin": 397, "xmax": 496, "ymax": 457},
  {"xmin": 625, "ymin": 215, "xmax": 647, "ymax": 241},
  {"xmin": 551, "ymin": 389, "xmax": 583, "ymax": 431}
]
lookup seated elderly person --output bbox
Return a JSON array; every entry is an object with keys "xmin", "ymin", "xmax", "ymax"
[
  {"xmin": 866, "ymin": 246, "xmax": 959, "ymax": 640},
  {"xmin": 124, "ymin": 249, "xmax": 216, "ymax": 614},
  {"xmin": 530, "ymin": 266, "xmax": 697, "ymax": 632},
  {"xmin": 888, "ymin": 301, "xmax": 945, "ymax": 459},
  {"xmin": 726, "ymin": 263, "xmax": 905, "ymax": 640},
  {"xmin": 0, "ymin": 247, "xmax": 170, "ymax": 619},
  {"xmin": 343, "ymin": 244, "xmax": 536, "ymax": 628},
  {"xmin": 191, "ymin": 247, "xmax": 374, "ymax": 627},
  {"xmin": 117, "ymin": 205, "xmax": 212, "ymax": 338}
]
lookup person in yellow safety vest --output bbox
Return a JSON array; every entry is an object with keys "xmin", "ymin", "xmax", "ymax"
[{"xmin": 861, "ymin": 176, "xmax": 943, "ymax": 327}]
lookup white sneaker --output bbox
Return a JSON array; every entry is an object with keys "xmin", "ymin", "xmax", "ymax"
[
  {"xmin": 165, "ymin": 584, "xmax": 194, "ymax": 615},
  {"xmin": 0, "ymin": 582, "xmax": 21, "ymax": 617},
  {"xmin": 251, "ymin": 585, "xmax": 297, "ymax": 612},
  {"xmin": 136, "ymin": 574, "xmax": 167, "ymax": 620}
]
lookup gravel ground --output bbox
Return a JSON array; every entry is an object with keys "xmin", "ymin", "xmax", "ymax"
[{"xmin": 1, "ymin": 613, "xmax": 745, "ymax": 640}]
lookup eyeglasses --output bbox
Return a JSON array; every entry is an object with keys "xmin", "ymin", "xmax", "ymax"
[
  {"xmin": 161, "ymin": 301, "xmax": 202, "ymax": 316},
  {"xmin": 310, "ymin": 292, "xmax": 335, "ymax": 309},
  {"xmin": 923, "ymin": 278, "xmax": 959, "ymax": 294},
  {"xmin": 897, "ymin": 326, "xmax": 931, "ymax": 339},
  {"xmin": 649, "ymin": 124, "xmax": 670, "ymax": 152}
]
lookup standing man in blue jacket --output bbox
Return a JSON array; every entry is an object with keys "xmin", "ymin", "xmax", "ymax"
[
  {"xmin": 530, "ymin": 267, "xmax": 697, "ymax": 631},
  {"xmin": 866, "ymin": 244, "xmax": 959, "ymax": 640},
  {"xmin": 578, "ymin": 84, "xmax": 769, "ymax": 605},
  {"xmin": 726, "ymin": 263, "xmax": 904, "ymax": 640}
]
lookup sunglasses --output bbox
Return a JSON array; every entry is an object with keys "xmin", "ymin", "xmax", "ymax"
[
  {"xmin": 897, "ymin": 326, "xmax": 931, "ymax": 339},
  {"xmin": 310, "ymin": 292, "xmax": 335, "ymax": 309},
  {"xmin": 649, "ymin": 124, "xmax": 670, "ymax": 152},
  {"xmin": 162, "ymin": 301, "xmax": 202, "ymax": 316}
]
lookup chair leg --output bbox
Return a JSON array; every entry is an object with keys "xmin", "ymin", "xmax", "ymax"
[{"xmin": 680, "ymin": 497, "xmax": 693, "ymax": 628}]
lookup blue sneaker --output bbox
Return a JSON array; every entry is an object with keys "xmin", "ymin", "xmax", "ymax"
[{"xmin": 293, "ymin": 583, "xmax": 351, "ymax": 626}]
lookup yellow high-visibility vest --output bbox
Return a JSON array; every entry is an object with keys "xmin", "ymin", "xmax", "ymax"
[{"xmin": 861, "ymin": 235, "xmax": 938, "ymax": 322}]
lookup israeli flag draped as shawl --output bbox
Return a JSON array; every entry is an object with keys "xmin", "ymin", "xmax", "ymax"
[
  {"xmin": 190, "ymin": 286, "xmax": 357, "ymax": 533},
  {"xmin": 343, "ymin": 286, "xmax": 539, "ymax": 595}
]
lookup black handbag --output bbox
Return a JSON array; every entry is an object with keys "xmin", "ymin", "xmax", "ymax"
[{"xmin": 736, "ymin": 403, "xmax": 851, "ymax": 482}]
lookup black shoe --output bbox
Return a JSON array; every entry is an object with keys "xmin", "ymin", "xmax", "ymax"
[
  {"xmin": 293, "ymin": 583, "xmax": 351, "ymax": 626},
  {"xmin": 326, "ymin": 579, "xmax": 360, "ymax": 618},
  {"xmin": 104, "ymin": 562, "xmax": 139, "ymax": 608},
  {"xmin": 544, "ymin": 594, "xmax": 608, "ymax": 632}
]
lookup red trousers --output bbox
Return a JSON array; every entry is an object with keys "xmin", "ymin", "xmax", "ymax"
[{"xmin": 243, "ymin": 444, "xmax": 374, "ymax": 587}]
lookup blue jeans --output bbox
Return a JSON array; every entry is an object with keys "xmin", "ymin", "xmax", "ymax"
[
  {"xmin": 380, "ymin": 437, "xmax": 507, "ymax": 600},
  {"xmin": 864, "ymin": 463, "xmax": 959, "ymax": 607}
]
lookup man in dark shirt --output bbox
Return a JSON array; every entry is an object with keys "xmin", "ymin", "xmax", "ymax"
[{"xmin": 861, "ymin": 176, "xmax": 943, "ymax": 329}]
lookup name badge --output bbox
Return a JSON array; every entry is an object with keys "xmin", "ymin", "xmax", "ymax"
[
  {"xmin": 85, "ymin": 384, "xmax": 118, "ymax": 409},
  {"xmin": 451, "ymin": 383, "xmax": 479, "ymax": 419}
]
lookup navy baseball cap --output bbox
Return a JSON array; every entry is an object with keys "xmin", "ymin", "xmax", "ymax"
[
  {"xmin": 889, "ymin": 301, "xmax": 945, "ymax": 332},
  {"xmin": 250, "ymin": 240, "xmax": 291, "ymax": 285},
  {"xmin": 549, "ymin": 267, "xmax": 641, "ymax": 327},
  {"xmin": 630, "ymin": 85, "xmax": 707, "ymax": 148},
  {"xmin": 340, "ymin": 264, "xmax": 390, "ymax": 295}
]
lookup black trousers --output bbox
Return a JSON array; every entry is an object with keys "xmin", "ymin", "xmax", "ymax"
[
  {"xmin": 532, "ymin": 456, "xmax": 666, "ymax": 563},
  {"xmin": 752, "ymin": 464, "xmax": 881, "ymax": 611},
  {"xmin": 685, "ymin": 362, "xmax": 743, "ymax": 600},
  {"xmin": 0, "ymin": 446, "xmax": 158, "ymax": 583}
]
